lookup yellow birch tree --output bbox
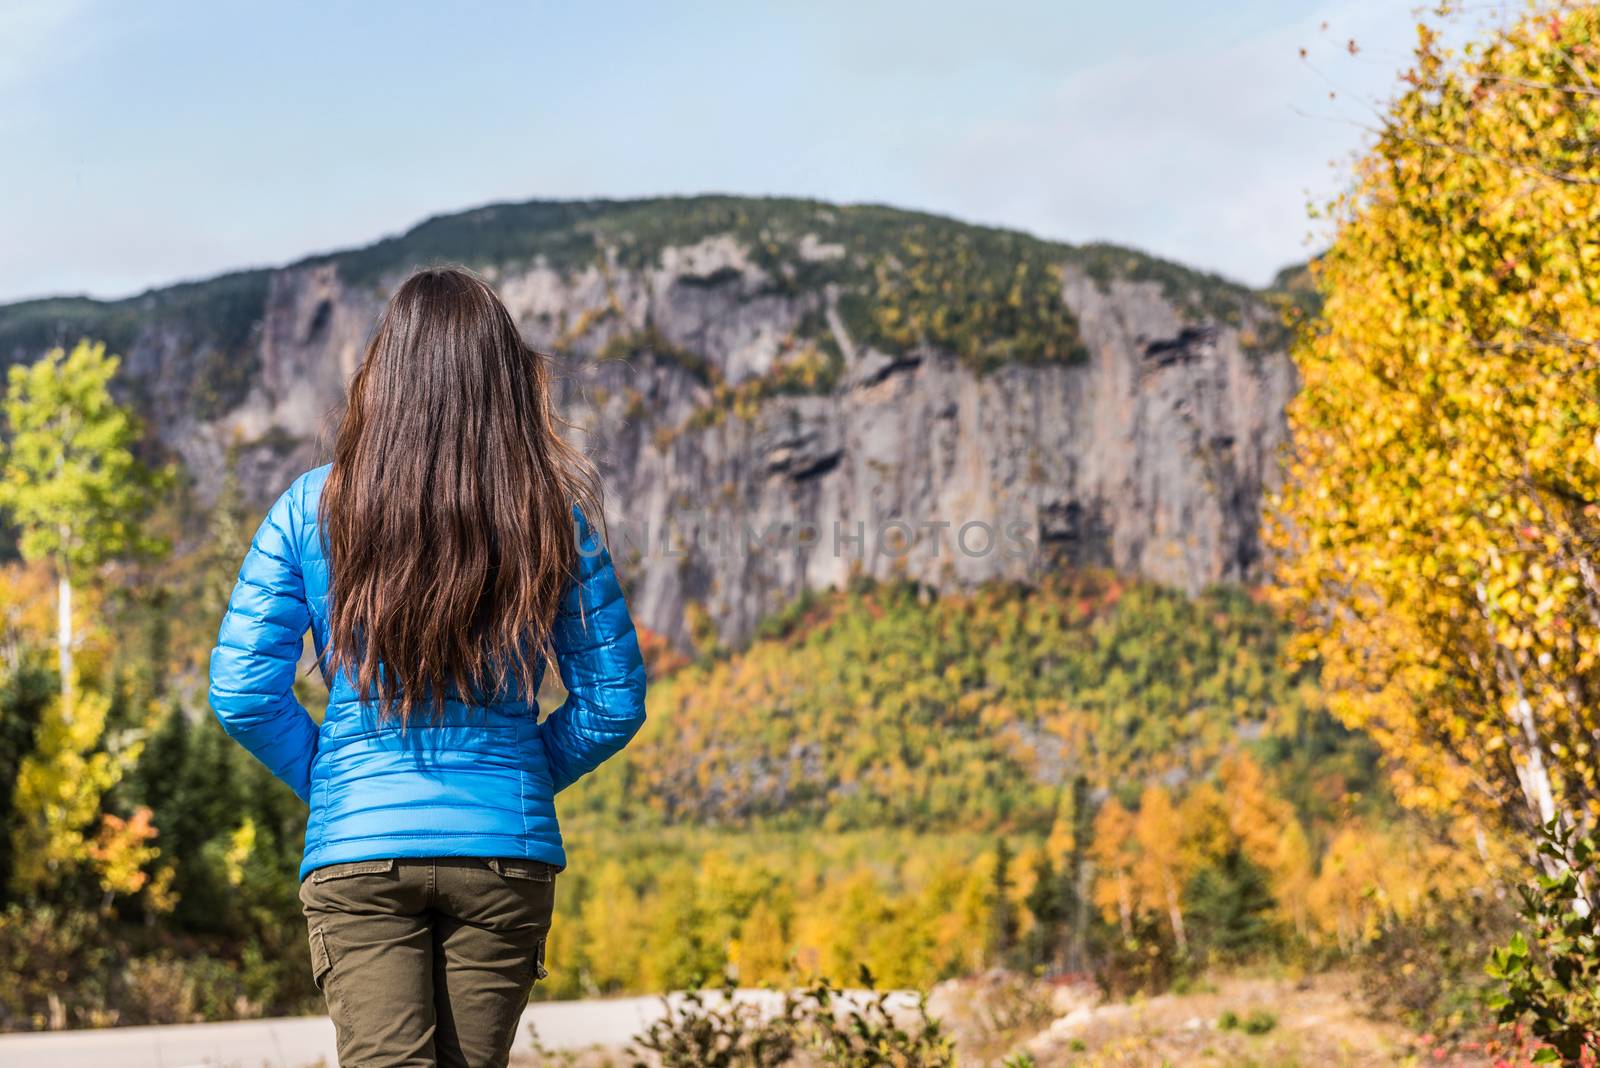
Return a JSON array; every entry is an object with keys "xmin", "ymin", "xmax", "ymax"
[{"xmin": 1270, "ymin": 3, "xmax": 1600, "ymax": 874}]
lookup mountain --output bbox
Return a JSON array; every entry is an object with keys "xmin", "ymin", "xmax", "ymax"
[{"xmin": 0, "ymin": 196, "xmax": 1298, "ymax": 648}]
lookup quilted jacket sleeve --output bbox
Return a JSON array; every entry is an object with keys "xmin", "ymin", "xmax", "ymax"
[
  {"xmin": 539, "ymin": 506, "xmax": 649, "ymax": 794},
  {"xmin": 208, "ymin": 483, "xmax": 319, "ymax": 803}
]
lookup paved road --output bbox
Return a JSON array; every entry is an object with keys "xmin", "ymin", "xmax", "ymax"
[
  {"xmin": 0, "ymin": 994, "xmax": 682, "ymax": 1068},
  {"xmin": 0, "ymin": 988, "xmax": 919, "ymax": 1066}
]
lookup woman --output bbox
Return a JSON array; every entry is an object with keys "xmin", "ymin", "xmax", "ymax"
[{"xmin": 209, "ymin": 266, "xmax": 648, "ymax": 1068}]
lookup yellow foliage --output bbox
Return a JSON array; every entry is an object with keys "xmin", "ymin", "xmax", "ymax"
[
  {"xmin": 1270, "ymin": 2, "xmax": 1600, "ymax": 837},
  {"xmin": 10, "ymin": 684, "xmax": 140, "ymax": 895},
  {"xmin": 1132, "ymin": 786, "xmax": 1190, "ymax": 948},
  {"xmin": 574, "ymin": 860, "xmax": 641, "ymax": 994},
  {"xmin": 144, "ymin": 863, "xmax": 179, "ymax": 916},
  {"xmin": 731, "ymin": 897, "xmax": 790, "ymax": 985},
  {"xmin": 1306, "ymin": 822, "xmax": 1485, "ymax": 955},
  {"xmin": 0, "ymin": 561, "xmax": 53, "ymax": 649},
  {"xmin": 223, "ymin": 818, "xmax": 256, "ymax": 888},
  {"xmin": 88, "ymin": 806, "xmax": 160, "ymax": 898},
  {"xmin": 1044, "ymin": 789, "xmax": 1080, "ymax": 866},
  {"xmin": 1090, "ymin": 798, "xmax": 1138, "ymax": 937}
]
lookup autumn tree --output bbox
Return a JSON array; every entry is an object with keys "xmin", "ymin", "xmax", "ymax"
[
  {"xmin": 732, "ymin": 896, "xmax": 791, "ymax": 986},
  {"xmin": 1132, "ymin": 785, "xmax": 1189, "ymax": 955},
  {"xmin": 10, "ymin": 685, "xmax": 139, "ymax": 895},
  {"xmin": 1090, "ymin": 798, "xmax": 1138, "ymax": 940},
  {"xmin": 0, "ymin": 341, "xmax": 164, "ymax": 712},
  {"xmin": 1270, "ymin": 3, "xmax": 1600, "ymax": 880},
  {"xmin": 1, "ymin": 343, "xmax": 168, "ymax": 902},
  {"xmin": 1218, "ymin": 754, "xmax": 1314, "ymax": 935},
  {"xmin": 574, "ymin": 860, "xmax": 643, "ymax": 994}
]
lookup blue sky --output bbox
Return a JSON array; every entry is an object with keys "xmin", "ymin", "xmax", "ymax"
[{"xmin": 2, "ymin": 1, "xmax": 1446, "ymax": 302}]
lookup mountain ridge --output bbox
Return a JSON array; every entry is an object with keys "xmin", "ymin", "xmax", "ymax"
[
  {"xmin": 0, "ymin": 195, "xmax": 1277, "ymax": 367},
  {"xmin": 0, "ymin": 195, "xmax": 1272, "ymax": 308},
  {"xmin": 0, "ymin": 194, "xmax": 1300, "ymax": 649}
]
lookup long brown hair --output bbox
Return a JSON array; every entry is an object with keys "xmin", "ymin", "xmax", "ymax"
[{"xmin": 321, "ymin": 266, "xmax": 598, "ymax": 724}]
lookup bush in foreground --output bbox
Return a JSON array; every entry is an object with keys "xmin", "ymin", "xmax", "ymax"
[{"xmin": 626, "ymin": 968, "xmax": 955, "ymax": 1068}]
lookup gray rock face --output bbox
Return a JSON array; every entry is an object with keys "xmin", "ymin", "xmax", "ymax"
[{"xmin": 3, "ymin": 207, "xmax": 1298, "ymax": 649}]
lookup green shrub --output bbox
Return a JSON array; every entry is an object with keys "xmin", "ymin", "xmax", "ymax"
[
  {"xmin": 1487, "ymin": 819, "xmax": 1600, "ymax": 1064},
  {"xmin": 1241, "ymin": 1009, "xmax": 1277, "ymax": 1035},
  {"xmin": 629, "ymin": 979, "xmax": 797, "ymax": 1068},
  {"xmin": 628, "ymin": 968, "xmax": 955, "ymax": 1068},
  {"xmin": 121, "ymin": 954, "xmax": 249, "ymax": 1025},
  {"xmin": 1216, "ymin": 1008, "xmax": 1276, "ymax": 1036},
  {"xmin": 0, "ymin": 905, "xmax": 116, "ymax": 1029},
  {"xmin": 1355, "ymin": 882, "xmax": 1513, "ymax": 1037}
]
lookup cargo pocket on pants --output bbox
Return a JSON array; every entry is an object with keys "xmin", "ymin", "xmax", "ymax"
[
  {"xmin": 309, "ymin": 926, "xmax": 333, "ymax": 992},
  {"xmin": 532, "ymin": 937, "xmax": 549, "ymax": 983}
]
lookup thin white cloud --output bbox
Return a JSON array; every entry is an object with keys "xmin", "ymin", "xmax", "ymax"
[
  {"xmin": 0, "ymin": 1, "xmax": 1463, "ymax": 300},
  {"xmin": 922, "ymin": 0, "xmax": 1421, "ymax": 284}
]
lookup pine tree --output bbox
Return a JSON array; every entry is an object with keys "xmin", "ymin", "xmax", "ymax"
[
  {"xmin": 1183, "ymin": 846, "xmax": 1277, "ymax": 964},
  {"xmin": 0, "ymin": 655, "xmax": 53, "ymax": 901},
  {"xmin": 1065, "ymin": 776, "xmax": 1093, "ymax": 971},
  {"xmin": 1021, "ymin": 850, "xmax": 1075, "ymax": 974},
  {"xmin": 989, "ymin": 838, "xmax": 1018, "ymax": 964}
]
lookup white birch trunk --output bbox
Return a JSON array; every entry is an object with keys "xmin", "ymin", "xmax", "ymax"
[{"xmin": 56, "ymin": 561, "xmax": 72, "ymax": 720}]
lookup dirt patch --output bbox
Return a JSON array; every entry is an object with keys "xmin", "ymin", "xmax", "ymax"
[{"xmin": 940, "ymin": 972, "xmax": 1501, "ymax": 1067}]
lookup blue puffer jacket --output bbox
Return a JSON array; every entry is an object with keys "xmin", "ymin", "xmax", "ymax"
[{"xmin": 208, "ymin": 464, "xmax": 648, "ymax": 879}]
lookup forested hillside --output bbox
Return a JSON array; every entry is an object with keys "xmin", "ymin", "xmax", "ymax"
[{"xmin": 573, "ymin": 576, "xmax": 1348, "ymax": 829}]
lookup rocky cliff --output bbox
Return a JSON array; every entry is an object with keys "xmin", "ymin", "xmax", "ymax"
[{"xmin": 0, "ymin": 196, "xmax": 1298, "ymax": 647}]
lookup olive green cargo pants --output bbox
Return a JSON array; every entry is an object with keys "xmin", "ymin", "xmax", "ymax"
[{"xmin": 300, "ymin": 857, "xmax": 556, "ymax": 1068}]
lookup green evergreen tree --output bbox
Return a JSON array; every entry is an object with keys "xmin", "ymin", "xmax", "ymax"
[
  {"xmin": 0, "ymin": 660, "xmax": 53, "ymax": 901},
  {"xmin": 990, "ymin": 838, "xmax": 1018, "ymax": 964},
  {"xmin": 1022, "ymin": 851, "xmax": 1069, "ymax": 973},
  {"xmin": 1183, "ymin": 846, "xmax": 1278, "ymax": 964},
  {"xmin": 1066, "ymin": 776, "xmax": 1093, "ymax": 973}
]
